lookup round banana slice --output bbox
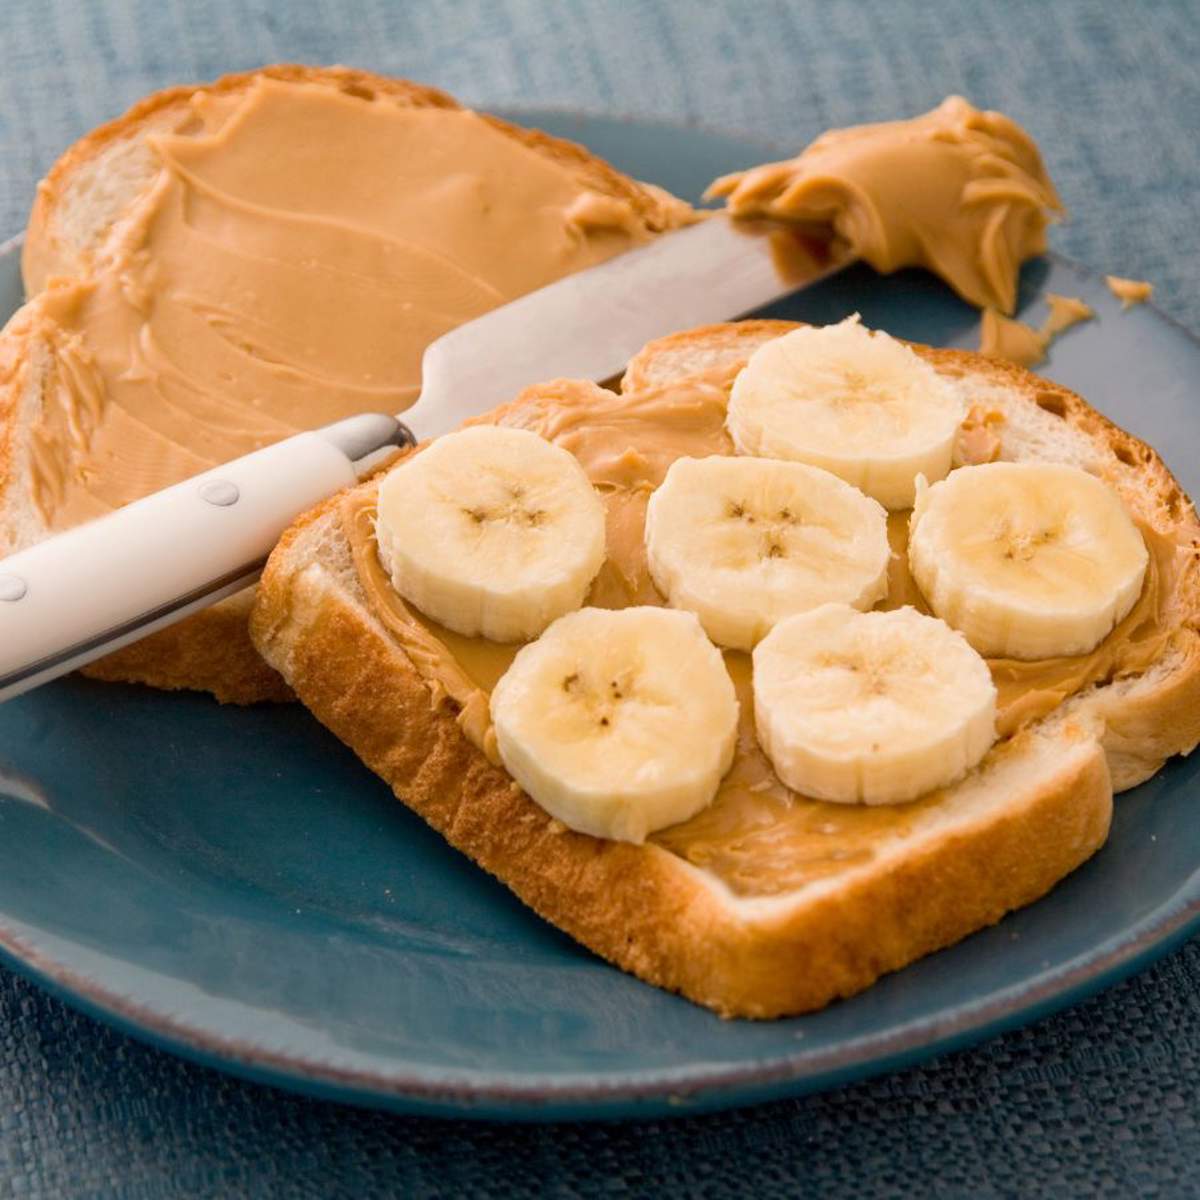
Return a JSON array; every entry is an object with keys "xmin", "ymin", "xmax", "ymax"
[
  {"xmin": 491, "ymin": 606, "xmax": 739, "ymax": 843},
  {"xmin": 908, "ymin": 462, "xmax": 1149, "ymax": 659},
  {"xmin": 644, "ymin": 454, "xmax": 890, "ymax": 651},
  {"xmin": 726, "ymin": 315, "xmax": 962, "ymax": 509},
  {"xmin": 753, "ymin": 604, "xmax": 997, "ymax": 805},
  {"xmin": 376, "ymin": 425, "xmax": 606, "ymax": 642}
]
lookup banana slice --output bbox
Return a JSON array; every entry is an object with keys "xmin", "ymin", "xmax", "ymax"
[
  {"xmin": 375, "ymin": 426, "xmax": 606, "ymax": 642},
  {"xmin": 908, "ymin": 462, "xmax": 1149, "ymax": 659},
  {"xmin": 753, "ymin": 604, "xmax": 997, "ymax": 805},
  {"xmin": 726, "ymin": 315, "xmax": 962, "ymax": 509},
  {"xmin": 644, "ymin": 454, "xmax": 890, "ymax": 651},
  {"xmin": 491, "ymin": 607, "xmax": 739, "ymax": 842}
]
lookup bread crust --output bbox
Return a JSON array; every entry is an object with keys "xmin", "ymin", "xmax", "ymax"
[
  {"xmin": 7, "ymin": 64, "xmax": 691, "ymax": 704},
  {"xmin": 23, "ymin": 64, "xmax": 687, "ymax": 290},
  {"xmin": 80, "ymin": 589, "xmax": 294, "ymax": 704},
  {"xmin": 250, "ymin": 326, "xmax": 1198, "ymax": 1017}
]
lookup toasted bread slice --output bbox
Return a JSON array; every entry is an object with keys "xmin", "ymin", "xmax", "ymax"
[
  {"xmin": 249, "ymin": 323, "xmax": 1200, "ymax": 1017},
  {"xmin": 1, "ymin": 64, "xmax": 692, "ymax": 704}
]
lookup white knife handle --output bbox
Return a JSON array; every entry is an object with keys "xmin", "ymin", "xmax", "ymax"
[{"xmin": 0, "ymin": 413, "xmax": 412, "ymax": 702}]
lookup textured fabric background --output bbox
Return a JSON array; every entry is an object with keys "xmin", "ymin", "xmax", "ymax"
[{"xmin": 1, "ymin": 1, "xmax": 1198, "ymax": 1196}]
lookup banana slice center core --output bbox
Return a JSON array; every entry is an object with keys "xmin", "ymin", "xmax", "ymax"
[
  {"xmin": 560, "ymin": 666, "xmax": 647, "ymax": 730},
  {"xmin": 813, "ymin": 366, "xmax": 912, "ymax": 432},
  {"xmin": 462, "ymin": 479, "xmax": 546, "ymax": 532},
  {"xmin": 724, "ymin": 498, "xmax": 818, "ymax": 562}
]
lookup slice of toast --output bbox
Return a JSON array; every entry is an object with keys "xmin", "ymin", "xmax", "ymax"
[
  {"xmin": 249, "ymin": 322, "xmax": 1200, "ymax": 1018},
  {"xmin": 0, "ymin": 64, "xmax": 692, "ymax": 704}
]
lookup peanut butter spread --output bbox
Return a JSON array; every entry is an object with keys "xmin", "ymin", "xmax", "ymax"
[
  {"xmin": 706, "ymin": 96, "xmax": 1062, "ymax": 315},
  {"xmin": 23, "ymin": 76, "xmax": 659, "ymax": 530},
  {"xmin": 343, "ymin": 365, "xmax": 1178, "ymax": 898}
]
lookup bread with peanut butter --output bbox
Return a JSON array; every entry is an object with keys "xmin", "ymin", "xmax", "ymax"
[
  {"xmin": 0, "ymin": 63, "xmax": 693, "ymax": 702},
  {"xmin": 248, "ymin": 319, "xmax": 1200, "ymax": 1018}
]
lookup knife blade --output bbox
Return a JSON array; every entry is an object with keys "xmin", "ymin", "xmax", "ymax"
[
  {"xmin": 403, "ymin": 216, "xmax": 845, "ymax": 442},
  {"xmin": 0, "ymin": 215, "xmax": 848, "ymax": 701}
]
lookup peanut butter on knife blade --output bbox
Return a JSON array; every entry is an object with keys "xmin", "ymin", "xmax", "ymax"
[{"xmin": 706, "ymin": 95, "xmax": 1063, "ymax": 315}]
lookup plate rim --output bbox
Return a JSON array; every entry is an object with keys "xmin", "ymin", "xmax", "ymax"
[
  {"xmin": 1, "ymin": 861, "xmax": 1197, "ymax": 1119},
  {"xmin": 1, "ymin": 109, "xmax": 1198, "ymax": 1119}
]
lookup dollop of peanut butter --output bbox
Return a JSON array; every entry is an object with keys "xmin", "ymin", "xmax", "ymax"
[
  {"xmin": 1043, "ymin": 293, "xmax": 1095, "ymax": 338},
  {"xmin": 706, "ymin": 96, "xmax": 1063, "ymax": 315},
  {"xmin": 955, "ymin": 405, "xmax": 1005, "ymax": 466},
  {"xmin": 344, "ymin": 361, "xmax": 1178, "ymax": 898},
  {"xmin": 1106, "ymin": 275, "xmax": 1154, "ymax": 309},
  {"xmin": 20, "ymin": 76, "xmax": 661, "ymax": 532}
]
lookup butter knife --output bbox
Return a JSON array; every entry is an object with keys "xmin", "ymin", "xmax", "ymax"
[{"xmin": 0, "ymin": 216, "xmax": 848, "ymax": 701}]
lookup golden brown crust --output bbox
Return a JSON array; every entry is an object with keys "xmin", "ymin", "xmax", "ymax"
[
  {"xmin": 249, "ymin": 322, "xmax": 1200, "ymax": 1018},
  {"xmin": 683, "ymin": 739, "xmax": 1110, "ymax": 1016},
  {"xmin": 14, "ymin": 63, "xmax": 692, "ymax": 703},
  {"xmin": 1091, "ymin": 630, "xmax": 1200, "ymax": 790},
  {"xmin": 81, "ymin": 590, "xmax": 293, "ymax": 705},
  {"xmin": 0, "ymin": 304, "xmax": 31, "ymax": 560}
]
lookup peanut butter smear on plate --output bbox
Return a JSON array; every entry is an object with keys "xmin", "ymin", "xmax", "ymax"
[
  {"xmin": 979, "ymin": 309, "xmax": 1049, "ymax": 368},
  {"xmin": 979, "ymin": 293, "xmax": 1095, "ymax": 368},
  {"xmin": 706, "ymin": 96, "xmax": 1063, "ymax": 315},
  {"xmin": 1042, "ymin": 293, "xmax": 1095, "ymax": 337}
]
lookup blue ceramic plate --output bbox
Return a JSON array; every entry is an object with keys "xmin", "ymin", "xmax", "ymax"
[{"xmin": 0, "ymin": 113, "xmax": 1197, "ymax": 1122}]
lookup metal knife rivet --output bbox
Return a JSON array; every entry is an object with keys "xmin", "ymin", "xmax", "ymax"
[
  {"xmin": 199, "ymin": 480, "xmax": 240, "ymax": 507},
  {"xmin": 0, "ymin": 574, "xmax": 28, "ymax": 602}
]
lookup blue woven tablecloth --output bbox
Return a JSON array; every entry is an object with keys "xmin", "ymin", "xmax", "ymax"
[{"xmin": 1, "ymin": 2, "xmax": 1198, "ymax": 1195}]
